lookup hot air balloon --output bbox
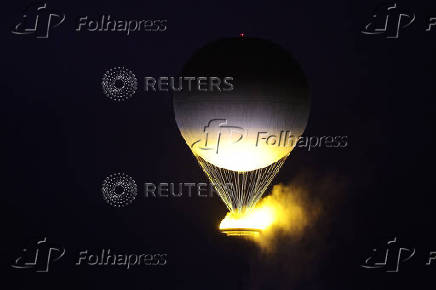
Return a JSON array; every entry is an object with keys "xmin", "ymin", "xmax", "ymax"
[{"xmin": 173, "ymin": 38, "xmax": 310, "ymax": 234}]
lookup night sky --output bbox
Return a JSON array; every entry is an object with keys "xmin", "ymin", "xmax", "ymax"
[{"xmin": 2, "ymin": 0, "xmax": 436, "ymax": 289}]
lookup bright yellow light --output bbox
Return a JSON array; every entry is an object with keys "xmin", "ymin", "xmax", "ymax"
[
  {"xmin": 219, "ymin": 206, "xmax": 275, "ymax": 231},
  {"xmin": 191, "ymin": 141, "xmax": 292, "ymax": 172},
  {"xmin": 218, "ymin": 184, "xmax": 312, "ymax": 247},
  {"xmin": 183, "ymin": 128, "xmax": 297, "ymax": 172}
]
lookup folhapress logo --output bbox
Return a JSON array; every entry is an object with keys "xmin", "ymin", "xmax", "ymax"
[
  {"xmin": 361, "ymin": 236, "xmax": 436, "ymax": 272},
  {"xmin": 12, "ymin": 237, "xmax": 167, "ymax": 271},
  {"xmin": 76, "ymin": 16, "xmax": 167, "ymax": 35},
  {"xmin": 11, "ymin": 237, "xmax": 65, "ymax": 272},
  {"xmin": 361, "ymin": 3, "xmax": 415, "ymax": 39},
  {"xmin": 190, "ymin": 119, "xmax": 348, "ymax": 154},
  {"xmin": 11, "ymin": 2, "xmax": 167, "ymax": 39},
  {"xmin": 191, "ymin": 119, "xmax": 245, "ymax": 154},
  {"xmin": 11, "ymin": 1, "xmax": 65, "ymax": 38},
  {"xmin": 362, "ymin": 3, "xmax": 436, "ymax": 38}
]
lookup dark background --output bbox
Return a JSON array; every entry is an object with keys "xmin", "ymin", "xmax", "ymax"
[{"xmin": 2, "ymin": 0, "xmax": 436, "ymax": 289}]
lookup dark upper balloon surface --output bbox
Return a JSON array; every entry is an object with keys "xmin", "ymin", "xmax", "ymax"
[{"xmin": 173, "ymin": 38, "xmax": 310, "ymax": 171}]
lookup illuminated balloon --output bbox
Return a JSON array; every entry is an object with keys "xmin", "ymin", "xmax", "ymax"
[{"xmin": 173, "ymin": 38, "xmax": 310, "ymax": 212}]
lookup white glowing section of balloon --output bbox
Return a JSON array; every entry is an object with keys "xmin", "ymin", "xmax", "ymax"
[
  {"xmin": 174, "ymin": 38, "xmax": 310, "ymax": 173},
  {"xmin": 175, "ymin": 98, "xmax": 308, "ymax": 172}
]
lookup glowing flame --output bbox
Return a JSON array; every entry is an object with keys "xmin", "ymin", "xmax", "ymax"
[
  {"xmin": 219, "ymin": 206, "xmax": 275, "ymax": 231},
  {"xmin": 219, "ymin": 184, "xmax": 315, "ymax": 247}
]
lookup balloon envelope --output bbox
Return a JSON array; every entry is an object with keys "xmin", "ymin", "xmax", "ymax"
[{"xmin": 174, "ymin": 38, "xmax": 310, "ymax": 172}]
